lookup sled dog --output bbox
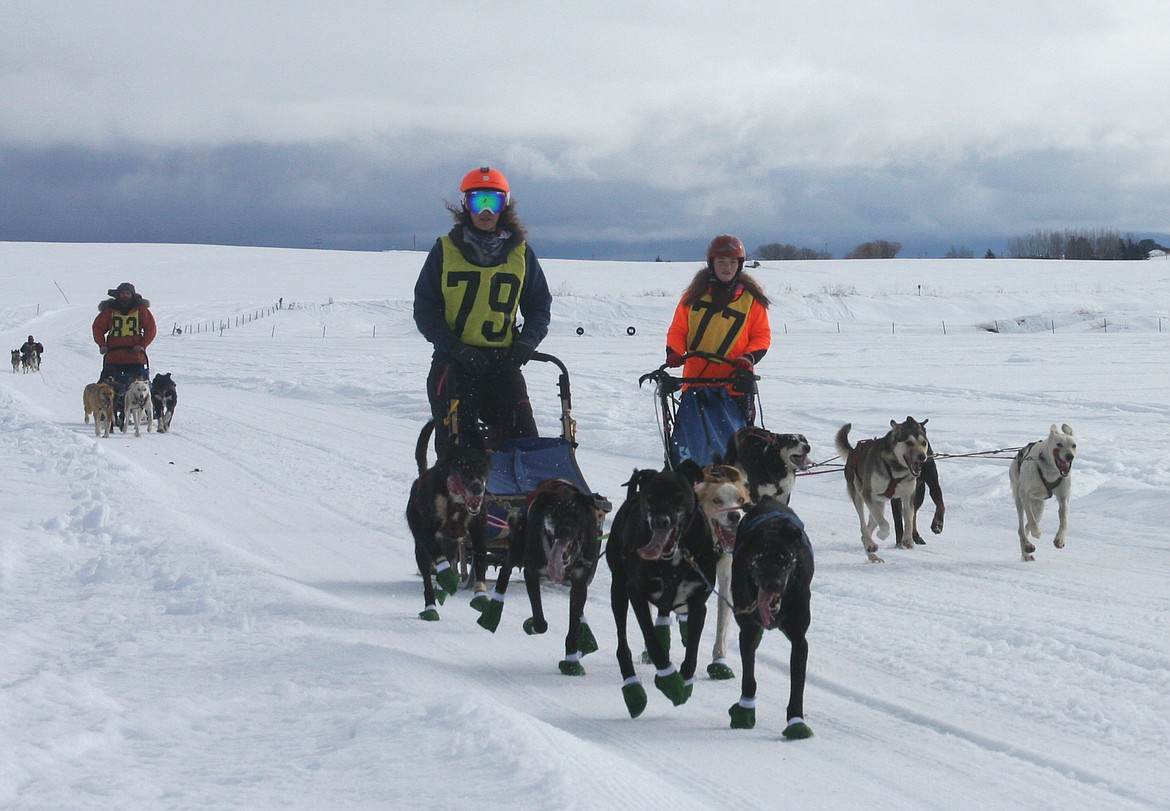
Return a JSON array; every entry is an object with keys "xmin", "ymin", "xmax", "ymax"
[
  {"xmin": 83, "ymin": 381, "xmax": 117, "ymax": 438},
  {"xmin": 720, "ymin": 427, "xmax": 812, "ymax": 505},
  {"xmin": 151, "ymin": 373, "xmax": 178, "ymax": 433},
  {"xmin": 1010, "ymin": 423, "xmax": 1076, "ymax": 562},
  {"xmin": 694, "ymin": 464, "xmax": 751, "ymax": 681},
  {"xmin": 122, "ymin": 378, "xmax": 154, "ymax": 436},
  {"xmin": 836, "ymin": 417, "xmax": 931, "ymax": 562},
  {"xmin": 727, "ymin": 496, "xmax": 814, "ymax": 739},
  {"xmin": 606, "ymin": 460, "xmax": 717, "ymax": 718},
  {"xmin": 477, "ymin": 478, "xmax": 602, "ymax": 675},
  {"xmin": 405, "ymin": 420, "xmax": 490, "ymax": 620}
]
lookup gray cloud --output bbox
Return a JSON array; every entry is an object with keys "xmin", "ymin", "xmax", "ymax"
[{"xmin": 4, "ymin": 2, "xmax": 1170, "ymax": 259}]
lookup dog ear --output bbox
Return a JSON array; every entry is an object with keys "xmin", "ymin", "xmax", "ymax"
[
  {"xmin": 1060, "ymin": 423, "xmax": 1074, "ymax": 436},
  {"xmin": 675, "ymin": 458, "xmax": 705, "ymax": 486}
]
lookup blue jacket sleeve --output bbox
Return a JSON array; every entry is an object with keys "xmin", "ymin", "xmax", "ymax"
[
  {"xmin": 412, "ymin": 240, "xmax": 460, "ymax": 354},
  {"xmin": 517, "ymin": 245, "xmax": 551, "ymax": 348}
]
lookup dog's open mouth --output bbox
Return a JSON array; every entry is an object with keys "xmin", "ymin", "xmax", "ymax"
[
  {"xmin": 446, "ymin": 475, "xmax": 485, "ymax": 515},
  {"xmin": 546, "ymin": 539, "xmax": 576, "ymax": 583},
  {"xmin": 789, "ymin": 452, "xmax": 812, "ymax": 471},
  {"xmin": 904, "ymin": 451, "xmax": 923, "ymax": 477},
  {"xmin": 712, "ymin": 522, "xmax": 737, "ymax": 554},
  {"xmin": 638, "ymin": 526, "xmax": 680, "ymax": 560},
  {"xmin": 757, "ymin": 589, "xmax": 781, "ymax": 628},
  {"xmin": 1055, "ymin": 454, "xmax": 1073, "ymax": 477}
]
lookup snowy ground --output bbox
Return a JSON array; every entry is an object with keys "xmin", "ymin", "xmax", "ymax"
[{"xmin": 2, "ymin": 241, "xmax": 1169, "ymax": 810}]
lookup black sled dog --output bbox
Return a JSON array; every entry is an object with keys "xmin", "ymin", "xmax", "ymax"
[
  {"xmin": 476, "ymin": 478, "xmax": 602, "ymax": 675},
  {"xmin": 151, "ymin": 372, "xmax": 178, "ymax": 433},
  {"xmin": 728, "ymin": 495, "xmax": 814, "ymax": 739},
  {"xmin": 405, "ymin": 420, "xmax": 490, "ymax": 621},
  {"xmin": 606, "ymin": 460, "xmax": 718, "ymax": 718}
]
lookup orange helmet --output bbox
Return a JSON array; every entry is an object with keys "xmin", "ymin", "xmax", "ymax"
[
  {"xmin": 707, "ymin": 234, "xmax": 746, "ymax": 260},
  {"xmin": 460, "ymin": 166, "xmax": 510, "ymax": 195}
]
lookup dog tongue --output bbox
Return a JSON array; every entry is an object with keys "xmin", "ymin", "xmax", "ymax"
[
  {"xmin": 637, "ymin": 528, "xmax": 675, "ymax": 560},
  {"xmin": 757, "ymin": 589, "xmax": 779, "ymax": 628},
  {"xmin": 547, "ymin": 540, "xmax": 570, "ymax": 583},
  {"xmin": 1056, "ymin": 455, "xmax": 1071, "ymax": 476}
]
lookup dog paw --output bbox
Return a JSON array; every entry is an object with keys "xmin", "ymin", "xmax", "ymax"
[
  {"xmin": 622, "ymin": 682, "xmax": 648, "ymax": 718},
  {"xmin": 728, "ymin": 702, "xmax": 755, "ymax": 729},
  {"xmin": 435, "ymin": 565, "xmax": 459, "ymax": 597},
  {"xmin": 782, "ymin": 718, "xmax": 814, "ymax": 740},
  {"xmin": 654, "ymin": 670, "xmax": 688, "ymax": 706},
  {"xmin": 523, "ymin": 617, "xmax": 548, "ymax": 635},
  {"xmin": 867, "ymin": 552, "xmax": 886, "ymax": 563},
  {"xmin": 418, "ymin": 608, "xmax": 441, "ymax": 621},
  {"xmin": 1053, "ymin": 536, "xmax": 1065, "ymax": 549},
  {"xmin": 578, "ymin": 623, "xmax": 599, "ymax": 656},
  {"xmin": 707, "ymin": 661, "xmax": 735, "ymax": 680},
  {"xmin": 558, "ymin": 660, "xmax": 586, "ymax": 677},
  {"xmin": 912, "ymin": 533, "xmax": 926, "ymax": 545},
  {"xmin": 476, "ymin": 600, "xmax": 503, "ymax": 632},
  {"xmin": 931, "ymin": 515, "xmax": 944, "ymax": 534},
  {"xmin": 1021, "ymin": 552, "xmax": 1035, "ymax": 562}
]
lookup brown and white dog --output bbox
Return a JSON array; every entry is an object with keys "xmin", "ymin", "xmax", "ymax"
[
  {"xmin": 10, "ymin": 350, "xmax": 19, "ymax": 374},
  {"xmin": 694, "ymin": 465, "xmax": 751, "ymax": 680},
  {"xmin": 1010, "ymin": 423, "xmax": 1077, "ymax": 562},
  {"xmin": 83, "ymin": 381, "xmax": 117, "ymax": 438},
  {"xmin": 836, "ymin": 417, "xmax": 931, "ymax": 562}
]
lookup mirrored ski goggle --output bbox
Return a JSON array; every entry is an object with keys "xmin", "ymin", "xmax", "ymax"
[{"xmin": 465, "ymin": 189, "xmax": 507, "ymax": 215}]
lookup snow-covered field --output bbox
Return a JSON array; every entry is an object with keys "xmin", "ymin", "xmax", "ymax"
[{"xmin": 2, "ymin": 241, "xmax": 1168, "ymax": 810}]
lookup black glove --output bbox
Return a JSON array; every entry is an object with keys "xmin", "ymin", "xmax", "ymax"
[
  {"xmin": 451, "ymin": 345, "xmax": 487, "ymax": 375},
  {"xmin": 511, "ymin": 341, "xmax": 536, "ymax": 366}
]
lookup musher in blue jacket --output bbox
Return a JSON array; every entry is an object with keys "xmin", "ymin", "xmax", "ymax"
[{"xmin": 413, "ymin": 166, "xmax": 552, "ymax": 457}]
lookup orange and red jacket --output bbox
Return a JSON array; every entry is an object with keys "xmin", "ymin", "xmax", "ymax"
[
  {"xmin": 666, "ymin": 283, "xmax": 771, "ymax": 385},
  {"xmin": 92, "ymin": 297, "xmax": 157, "ymax": 366}
]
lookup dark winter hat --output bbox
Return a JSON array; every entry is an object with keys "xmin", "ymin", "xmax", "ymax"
[{"xmin": 108, "ymin": 282, "xmax": 136, "ymax": 297}]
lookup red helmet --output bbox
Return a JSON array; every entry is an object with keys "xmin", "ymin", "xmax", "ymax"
[
  {"xmin": 707, "ymin": 234, "xmax": 746, "ymax": 260},
  {"xmin": 460, "ymin": 166, "xmax": 510, "ymax": 195}
]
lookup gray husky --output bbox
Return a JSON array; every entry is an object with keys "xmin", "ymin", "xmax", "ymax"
[
  {"xmin": 836, "ymin": 417, "xmax": 931, "ymax": 563},
  {"xmin": 1010, "ymin": 423, "xmax": 1076, "ymax": 562}
]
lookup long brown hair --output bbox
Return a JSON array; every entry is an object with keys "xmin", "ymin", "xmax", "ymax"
[{"xmin": 680, "ymin": 267, "xmax": 770, "ymax": 309}]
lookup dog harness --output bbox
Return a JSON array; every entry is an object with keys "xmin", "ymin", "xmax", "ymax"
[
  {"xmin": 846, "ymin": 439, "xmax": 911, "ymax": 499},
  {"xmin": 1014, "ymin": 442, "xmax": 1063, "ymax": 498}
]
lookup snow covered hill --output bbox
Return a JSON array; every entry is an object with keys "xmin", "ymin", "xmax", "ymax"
[{"xmin": 2, "ymin": 241, "xmax": 1168, "ymax": 809}]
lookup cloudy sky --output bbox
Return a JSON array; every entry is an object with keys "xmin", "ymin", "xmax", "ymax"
[{"xmin": 4, "ymin": 0, "xmax": 1170, "ymax": 260}]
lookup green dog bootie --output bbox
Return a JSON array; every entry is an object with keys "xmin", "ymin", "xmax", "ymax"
[
  {"xmin": 476, "ymin": 598, "xmax": 503, "ymax": 632},
  {"xmin": 578, "ymin": 622, "xmax": 599, "ymax": 656},
  {"xmin": 783, "ymin": 717, "xmax": 814, "ymax": 740},
  {"xmin": 641, "ymin": 621, "xmax": 671, "ymax": 664},
  {"xmin": 469, "ymin": 591, "xmax": 489, "ymax": 612},
  {"xmin": 418, "ymin": 607, "xmax": 440, "ymax": 622},
  {"xmin": 435, "ymin": 565, "xmax": 458, "ymax": 597},
  {"xmin": 558, "ymin": 659, "xmax": 586, "ymax": 676},
  {"xmin": 654, "ymin": 669, "xmax": 688, "ymax": 706},
  {"xmin": 622, "ymin": 680, "xmax": 648, "ymax": 718},
  {"xmin": 729, "ymin": 702, "xmax": 755, "ymax": 729},
  {"xmin": 707, "ymin": 659, "xmax": 735, "ymax": 680}
]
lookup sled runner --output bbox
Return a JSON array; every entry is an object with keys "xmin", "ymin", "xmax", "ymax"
[{"xmin": 639, "ymin": 350, "xmax": 761, "ymax": 468}]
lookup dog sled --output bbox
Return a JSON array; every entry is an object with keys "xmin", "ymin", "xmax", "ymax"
[
  {"xmin": 446, "ymin": 352, "xmax": 612, "ymax": 587},
  {"xmin": 638, "ymin": 350, "xmax": 761, "ymax": 468}
]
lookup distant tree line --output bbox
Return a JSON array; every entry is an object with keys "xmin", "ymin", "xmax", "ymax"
[
  {"xmin": 1007, "ymin": 229, "xmax": 1165, "ymax": 260},
  {"xmin": 753, "ymin": 240, "xmax": 904, "ymax": 260},
  {"xmin": 754, "ymin": 242, "xmax": 832, "ymax": 260}
]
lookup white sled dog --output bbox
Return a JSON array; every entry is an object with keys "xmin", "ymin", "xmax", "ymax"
[
  {"xmin": 122, "ymin": 378, "xmax": 154, "ymax": 436},
  {"xmin": 1010, "ymin": 423, "xmax": 1076, "ymax": 562}
]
